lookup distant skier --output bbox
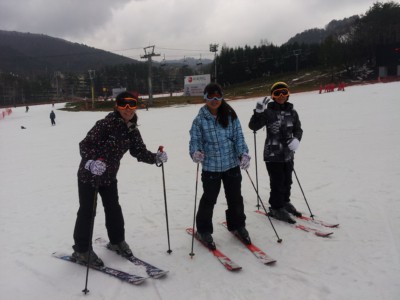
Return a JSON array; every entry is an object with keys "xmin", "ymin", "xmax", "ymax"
[
  {"xmin": 249, "ymin": 82, "xmax": 303, "ymax": 224},
  {"xmin": 50, "ymin": 110, "xmax": 56, "ymax": 126},
  {"xmin": 25, "ymin": 106, "xmax": 29, "ymax": 113}
]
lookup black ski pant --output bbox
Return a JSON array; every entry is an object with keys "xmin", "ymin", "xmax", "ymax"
[
  {"xmin": 73, "ymin": 180, "xmax": 125, "ymax": 252},
  {"xmin": 50, "ymin": 118, "xmax": 55, "ymax": 125},
  {"xmin": 196, "ymin": 166, "xmax": 246, "ymax": 234},
  {"xmin": 266, "ymin": 160, "xmax": 293, "ymax": 209}
]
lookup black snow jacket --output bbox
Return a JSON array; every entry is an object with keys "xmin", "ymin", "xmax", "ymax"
[
  {"xmin": 77, "ymin": 111, "xmax": 157, "ymax": 186},
  {"xmin": 249, "ymin": 101, "xmax": 303, "ymax": 162}
]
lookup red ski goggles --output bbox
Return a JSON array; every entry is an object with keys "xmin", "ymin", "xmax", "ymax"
[
  {"xmin": 116, "ymin": 97, "xmax": 138, "ymax": 110},
  {"xmin": 204, "ymin": 92, "xmax": 223, "ymax": 101},
  {"xmin": 272, "ymin": 88, "xmax": 289, "ymax": 97}
]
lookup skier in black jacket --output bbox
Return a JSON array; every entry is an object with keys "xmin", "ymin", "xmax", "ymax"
[
  {"xmin": 72, "ymin": 91, "xmax": 168, "ymax": 266},
  {"xmin": 50, "ymin": 110, "xmax": 56, "ymax": 125},
  {"xmin": 249, "ymin": 82, "xmax": 303, "ymax": 224}
]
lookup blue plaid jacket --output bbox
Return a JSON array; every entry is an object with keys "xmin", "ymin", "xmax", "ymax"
[{"xmin": 189, "ymin": 106, "xmax": 249, "ymax": 172}]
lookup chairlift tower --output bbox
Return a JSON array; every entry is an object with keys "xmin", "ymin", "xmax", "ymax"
[
  {"xmin": 196, "ymin": 54, "xmax": 203, "ymax": 75},
  {"xmin": 54, "ymin": 71, "xmax": 61, "ymax": 99},
  {"xmin": 141, "ymin": 46, "xmax": 160, "ymax": 106},
  {"xmin": 88, "ymin": 70, "xmax": 96, "ymax": 109},
  {"xmin": 293, "ymin": 49, "xmax": 302, "ymax": 73},
  {"xmin": 209, "ymin": 44, "xmax": 219, "ymax": 82}
]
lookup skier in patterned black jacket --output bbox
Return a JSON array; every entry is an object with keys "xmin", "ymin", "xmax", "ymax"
[
  {"xmin": 72, "ymin": 91, "xmax": 168, "ymax": 266},
  {"xmin": 249, "ymin": 82, "xmax": 303, "ymax": 224}
]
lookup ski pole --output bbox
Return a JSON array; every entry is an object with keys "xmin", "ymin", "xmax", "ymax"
[
  {"xmin": 189, "ymin": 163, "xmax": 200, "ymax": 258},
  {"xmin": 253, "ymin": 96, "xmax": 270, "ymax": 209},
  {"xmin": 292, "ymin": 166, "xmax": 314, "ymax": 219},
  {"xmin": 157, "ymin": 146, "xmax": 172, "ymax": 254},
  {"xmin": 253, "ymin": 130, "xmax": 260, "ymax": 209},
  {"xmin": 245, "ymin": 170, "xmax": 282, "ymax": 243},
  {"xmin": 82, "ymin": 176, "xmax": 100, "ymax": 295}
]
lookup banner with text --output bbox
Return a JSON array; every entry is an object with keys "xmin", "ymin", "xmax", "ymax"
[{"xmin": 184, "ymin": 74, "xmax": 211, "ymax": 96}]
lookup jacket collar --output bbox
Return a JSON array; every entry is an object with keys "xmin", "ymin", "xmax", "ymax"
[
  {"xmin": 268, "ymin": 101, "xmax": 293, "ymax": 110},
  {"xmin": 199, "ymin": 105, "xmax": 216, "ymax": 120}
]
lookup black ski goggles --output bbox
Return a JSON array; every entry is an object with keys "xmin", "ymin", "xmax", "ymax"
[
  {"xmin": 204, "ymin": 92, "xmax": 223, "ymax": 101},
  {"xmin": 116, "ymin": 97, "xmax": 138, "ymax": 110}
]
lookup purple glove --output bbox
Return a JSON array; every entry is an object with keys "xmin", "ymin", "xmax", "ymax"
[
  {"xmin": 240, "ymin": 153, "xmax": 251, "ymax": 170},
  {"xmin": 85, "ymin": 160, "xmax": 106, "ymax": 175},
  {"xmin": 156, "ymin": 151, "xmax": 168, "ymax": 164},
  {"xmin": 192, "ymin": 151, "xmax": 204, "ymax": 163},
  {"xmin": 288, "ymin": 138, "xmax": 300, "ymax": 151}
]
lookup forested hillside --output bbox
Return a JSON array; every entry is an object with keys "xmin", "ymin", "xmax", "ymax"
[
  {"xmin": 0, "ymin": 1, "xmax": 398, "ymax": 106},
  {"xmin": 0, "ymin": 30, "xmax": 136, "ymax": 74}
]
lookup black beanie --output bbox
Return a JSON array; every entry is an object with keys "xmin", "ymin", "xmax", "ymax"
[
  {"xmin": 204, "ymin": 83, "xmax": 223, "ymax": 95},
  {"xmin": 116, "ymin": 91, "xmax": 138, "ymax": 102}
]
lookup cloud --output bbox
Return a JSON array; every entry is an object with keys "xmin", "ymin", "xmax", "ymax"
[
  {"xmin": 0, "ymin": 0, "xmax": 131, "ymax": 37},
  {"xmin": 0, "ymin": 0, "xmax": 379, "ymax": 61}
]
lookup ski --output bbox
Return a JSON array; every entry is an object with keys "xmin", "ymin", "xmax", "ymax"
[
  {"xmin": 186, "ymin": 228, "xmax": 242, "ymax": 271},
  {"xmin": 221, "ymin": 222, "xmax": 276, "ymax": 265},
  {"xmin": 94, "ymin": 237, "xmax": 168, "ymax": 279},
  {"xmin": 255, "ymin": 210, "xmax": 333, "ymax": 237},
  {"xmin": 297, "ymin": 214, "xmax": 339, "ymax": 228},
  {"xmin": 52, "ymin": 252, "xmax": 147, "ymax": 285}
]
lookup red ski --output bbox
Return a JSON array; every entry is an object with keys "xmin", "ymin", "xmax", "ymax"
[
  {"xmin": 297, "ymin": 214, "xmax": 339, "ymax": 228},
  {"xmin": 186, "ymin": 228, "xmax": 242, "ymax": 271},
  {"xmin": 221, "ymin": 222, "xmax": 276, "ymax": 265},
  {"xmin": 255, "ymin": 210, "xmax": 333, "ymax": 238}
]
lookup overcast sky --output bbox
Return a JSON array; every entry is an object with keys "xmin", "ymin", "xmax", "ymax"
[{"xmin": 0, "ymin": 0, "xmax": 382, "ymax": 62}]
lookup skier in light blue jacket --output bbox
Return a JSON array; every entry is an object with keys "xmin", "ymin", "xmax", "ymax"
[{"xmin": 189, "ymin": 83, "xmax": 251, "ymax": 249}]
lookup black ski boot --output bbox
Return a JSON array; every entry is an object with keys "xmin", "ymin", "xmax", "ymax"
[
  {"xmin": 107, "ymin": 241, "xmax": 133, "ymax": 257},
  {"xmin": 269, "ymin": 207, "xmax": 296, "ymax": 224},
  {"xmin": 71, "ymin": 249, "xmax": 104, "ymax": 267},
  {"xmin": 234, "ymin": 227, "xmax": 251, "ymax": 245},
  {"xmin": 285, "ymin": 202, "xmax": 302, "ymax": 217},
  {"xmin": 196, "ymin": 231, "xmax": 216, "ymax": 250}
]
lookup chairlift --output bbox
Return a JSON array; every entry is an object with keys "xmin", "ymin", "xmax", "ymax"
[
  {"xmin": 161, "ymin": 54, "xmax": 166, "ymax": 67},
  {"xmin": 196, "ymin": 54, "xmax": 203, "ymax": 66}
]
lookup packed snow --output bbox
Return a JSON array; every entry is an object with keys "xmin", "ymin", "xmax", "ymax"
[{"xmin": 0, "ymin": 81, "xmax": 399, "ymax": 300}]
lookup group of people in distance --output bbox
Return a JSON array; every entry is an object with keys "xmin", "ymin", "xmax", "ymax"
[
  {"xmin": 319, "ymin": 82, "xmax": 346, "ymax": 93},
  {"xmin": 71, "ymin": 81, "xmax": 303, "ymax": 266}
]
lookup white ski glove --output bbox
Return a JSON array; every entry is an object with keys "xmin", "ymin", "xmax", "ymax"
[
  {"xmin": 192, "ymin": 151, "xmax": 204, "ymax": 163},
  {"xmin": 85, "ymin": 159, "xmax": 106, "ymax": 176},
  {"xmin": 240, "ymin": 153, "xmax": 251, "ymax": 170},
  {"xmin": 287, "ymin": 138, "xmax": 300, "ymax": 151},
  {"xmin": 156, "ymin": 151, "xmax": 168, "ymax": 164},
  {"xmin": 255, "ymin": 97, "xmax": 270, "ymax": 113}
]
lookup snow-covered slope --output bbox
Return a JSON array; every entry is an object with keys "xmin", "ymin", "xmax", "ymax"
[{"xmin": 0, "ymin": 81, "xmax": 399, "ymax": 300}]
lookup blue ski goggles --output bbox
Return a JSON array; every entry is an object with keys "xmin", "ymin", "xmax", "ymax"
[{"xmin": 204, "ymin": 92, "xmax": 223, "ymax": 101}]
